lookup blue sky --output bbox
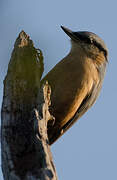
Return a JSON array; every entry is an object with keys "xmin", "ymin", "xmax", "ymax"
[{"xmin": 0, "ymin": 1, "xmax": 117, "ymax": 179}]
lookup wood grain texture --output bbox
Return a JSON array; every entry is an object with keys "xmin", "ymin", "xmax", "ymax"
[{"xmin": 1, "ymin": 31, "xmax": 57, "ymax": 180}]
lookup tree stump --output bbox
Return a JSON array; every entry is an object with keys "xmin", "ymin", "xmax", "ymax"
[{"xmin": 1, "ymin": 31, "xmax": 58, "ymax": 180}]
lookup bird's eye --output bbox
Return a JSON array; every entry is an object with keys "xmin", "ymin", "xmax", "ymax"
[{"xmin": 84, "ymin": 37, "xmax": 92, "ymax": 44}]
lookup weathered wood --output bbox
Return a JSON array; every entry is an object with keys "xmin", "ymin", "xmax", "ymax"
[{"xmin": 1, "ymin": 31, "xmax": 58, "ymax": 180}]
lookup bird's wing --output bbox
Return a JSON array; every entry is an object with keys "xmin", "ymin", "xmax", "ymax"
[
  {"xmin": 62, "ymin": 83, "xmax": 98, "ymax": 131},
  {"xmin": 49, "ymin": 82, "xmax": 101, "ymax": 145}
]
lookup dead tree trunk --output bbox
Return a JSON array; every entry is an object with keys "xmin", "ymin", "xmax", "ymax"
[{"xmin": 1, "ymin": 31, "xmax": 58, "ymax": 180}]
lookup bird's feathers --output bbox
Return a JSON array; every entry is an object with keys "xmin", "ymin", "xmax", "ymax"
[{"xmin": 40, "ymin": 27, "xmax": 108, "ymax": 145}]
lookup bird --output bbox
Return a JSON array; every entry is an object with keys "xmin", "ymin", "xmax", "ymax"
[{"xmin": 41, "ymin": 26, "xmax": 108, "ymax": 145}]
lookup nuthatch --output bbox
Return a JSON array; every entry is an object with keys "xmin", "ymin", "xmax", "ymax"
[{"xmin": 41, "ymin": 26, "xmax": 108, "ymax": 145}]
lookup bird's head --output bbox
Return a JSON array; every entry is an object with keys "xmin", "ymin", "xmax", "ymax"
[{"xmin": 61, "ymin": 26, "xmax": 108, "ymax": 63}]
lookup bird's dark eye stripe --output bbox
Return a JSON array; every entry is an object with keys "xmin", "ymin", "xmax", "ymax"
[
  {"xmin": 73, "ymin": 32, "xmax": 107, "ymax": 58},
  {"xmin": 93, "ymin": 40, "xmax": 108, "ymax": 57}
]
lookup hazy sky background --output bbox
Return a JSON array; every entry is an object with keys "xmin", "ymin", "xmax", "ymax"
[{"xmin": 0, "ymin": 1, "xmax": 117, "ymax": 179}]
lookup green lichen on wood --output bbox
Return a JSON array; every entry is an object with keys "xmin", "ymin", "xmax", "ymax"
[{"xmin": 4, "ymin": 31, "xmax": 44, "ymax": 107}]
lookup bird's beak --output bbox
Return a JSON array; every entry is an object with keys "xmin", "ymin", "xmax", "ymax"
[{"xmin": 61, "ymin": 26, "xmax": 77, "ymax": 41}]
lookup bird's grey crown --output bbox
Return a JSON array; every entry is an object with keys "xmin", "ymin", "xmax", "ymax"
[
  {"xmin": 73, "ymin": 31, "xmax": 108, "ymax": 58},
  {"xmin": 61, "ymin": 26, "xmax": 108, "ymax": 59}
]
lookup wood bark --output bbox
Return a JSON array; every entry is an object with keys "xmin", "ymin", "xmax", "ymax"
[{"xmin": 1, "ymin": 31, "xmax": 58, "ymax": 180}]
